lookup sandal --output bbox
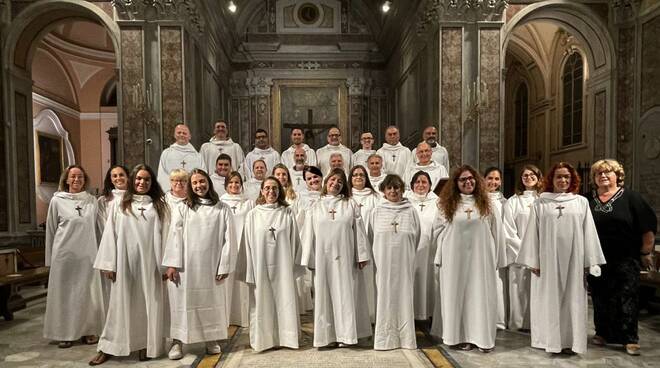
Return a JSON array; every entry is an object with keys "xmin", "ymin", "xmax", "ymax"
[
  {"xmin": 88, "ymin": 351, "xmax": 111, "ymax": 366},
  {"xmin": 625, "ymin": 344, "xmax": 640, "ymax": 356},
  {"xmin": 82, "ymin": 335, "xmax": 99, "ymax": 345},
  {"xmin": 591, "ymin": 335, "xmax": 606, "ymax": 346},
  {"xmin": 451, "ymin": 343, "xmax": 473, "ymax": 351},
  {"xmin": 58, "ymin": 341, "xmax": 73, "ymax": 349},
  {"xmin": 138, "ymin": 349, "xmax": 151, "ymax": 362}
]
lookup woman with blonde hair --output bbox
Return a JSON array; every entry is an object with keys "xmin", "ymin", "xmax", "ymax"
[
  {"xmin": 273, "ymin": 163, "xmax": 297, "ymax": 203},
  {"xmin": 587, "ymin": 159, "xmax": 656, "ymax": 355}
]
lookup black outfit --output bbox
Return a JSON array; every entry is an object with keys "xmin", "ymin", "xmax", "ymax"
[{"xmin": 587, "ymin": 187, "xmax": 657, "ymax": 344}]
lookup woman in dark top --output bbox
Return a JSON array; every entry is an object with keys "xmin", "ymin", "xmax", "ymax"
[{"xmin": 587, "ymin": 159, "xmax": 657, "ymax": 356}]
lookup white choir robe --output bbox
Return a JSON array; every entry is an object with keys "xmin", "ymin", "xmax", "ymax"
[
  {"xmin": 432, "ymin": 194, "xmax": 507, "ymax": 349},
  {"xmin": 221, "ymin": 193, "xmax": 255, "ymax": 327},
  {"xmin": 406, "ymin": 191, "xmax": 440, "ymax": 320},
  {"xmin": 97, "ymin": 189, "xmax": 125, "ymax": 311},
  {"xmin": 351, "ymin": 188, "xmax": 380, "ymax": 321},
  {"xmin": 411, "ymin": 144, "xmax": 450, "ymax": 172},
  {"xmin": 157, "ymin": 143, "xmax": 206, "ymax": 192},
  {"xmin": 210, "ymin": 173, "xmax": 227, "ymax": 197},
  {"xmin": 516, "ymin": 192, "xmax": 605, "ymax": 354},
  {"xmin": 369, "ymin": 173, "xmax": 386, "ymax": 192},
  {"xmin": 300, "ymin": 196, "xmax": 372, "ymax": 346},
  {"xmin": 162, "ymin": 200, "xmax": 235, "ymax": 343},
  {"xmin": 94, "ymin": 195, "xmax": 166, "ymax": 358},
  {"xmin": 243, "ymin": 147, "xmax": 280, "ymax": 179},
  {"xmin": 367, "ymin": 199, "xmax": 421, "ymax": 350},
  {"xmin": 44, "ymin": 191, "xmax": 105, "ymax": 341},
  {"xmin": 489, "ymin": 191, "xmax": 508, "ymax": 330},
  {"xmin": 377, "ymin": 143, "xmax": 412, "ymax": 178},
  {"xmin": 243, "ymin": 178, "xmax": 263, "ymax": 201},
  {"xmin": 503, "ymin": 191, "xmax": 537, "ymax": 330},
  {"xmin": 200, "ymin": 137, "xmax": 245, "ymax": 172},
  {"xmin": 281, "ymin": 144, "xmax": 317, "ymax": 169},
  {"xmin": 352, "ymin": 149, "xmax": 376, "ymax": 169},
  {"xmin": 316, "ymin": 144, "xmax": 352, "ymax": 175},
  {"xmin": 236, "ymin": 204, "xmax": 303, "ymax": 352},
  {"xmin": 291, "ymin": 190, "xmax": 321, "ymax": 313},
  {"xmin": 290, "ymin": 169, "xmax": 307, "ymax": 193},
  {"xmin": 403, "ymin": 161, "xmax": 449, "ymax": 191}
]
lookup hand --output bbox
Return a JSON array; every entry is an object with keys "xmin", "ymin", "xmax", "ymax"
[
  {"xmin": 166, "ymin": 267, "xmax": 180, "ymax": 283},
  {"xmin": 215, "ymin": 274, "xmax": 229, "ymax": 282},
  {"xmin": 531, "ymin": 268, "xmax": 540, "ymax": 276},
  {"xmin": 357, "ymin": 261, "xmax": 368, "ymax": 270},
  {"xmin": 102, "ymin": 271, "xmax": 116, "ymax": 282},
  {"xmin": 641, "ymin": 254, "xmax": 655, "ymax": 271}
]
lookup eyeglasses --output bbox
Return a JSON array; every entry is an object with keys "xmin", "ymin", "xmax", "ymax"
[
  {"xmin": 457, "ymin": 176, "xmax": 475, "ymax": 183},
  {"xmin": 328, "ymin": 134, "xmax": 340, "ymax": 138},
  {"xmin": 352, "ymin": 173, "xmax": 366, "ymax": 177},
  {"xmin": 361, "ymin": 137, "xmax": 373, "ymax": 140},
  {"xmin": 522, "ymin": 173, "xmax": 536, "ymax": 179}
]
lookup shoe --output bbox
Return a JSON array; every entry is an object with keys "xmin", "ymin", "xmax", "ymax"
[
  {"xmin": 451, "ymin": 343, "xmax": 473, "ymax": 351},
  {"xmin": 591, "ymin": 335, "xmax": 606, "ymax": 346},
  {"xmin": 58, "ymin": 341, "xmax": 73, "ymax": 349},
  {"xmin": 625, "ymin": 344, "xmax": 640, "ymax": 356},
  {"xmin": 206, "ymin": 341, "xmax": 221, "ymax": 355},
  {"xmin": 81, "ymin": 335, "xmax": 99, "ymax": 345},
  {"xmin": 561, "ymin": 348, "xmax": 576, "ymax": 355},
  {"xmin": 138, "ymin": 348, "xmax": 151, "ymax": 361},
  {"xmin": 88, "ymin": 351, "xmax": 111, "ymax": 366},
  {"xmin": 478, "ymin": 347, "xmax": 494, "ymax": 353},
  {"xmin": 168, "ymin": 342, "xmax": 183, "ymax": 360}
]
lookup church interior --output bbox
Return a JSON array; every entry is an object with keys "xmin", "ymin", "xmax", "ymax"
[{"xmin": 0, "ymin": 0, "xmax": 659, "ymax": 367}]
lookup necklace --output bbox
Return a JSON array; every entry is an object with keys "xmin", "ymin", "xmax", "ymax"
[{"xmin": 592, "ymin": 188, "xmax": 624, "ymax": 213}]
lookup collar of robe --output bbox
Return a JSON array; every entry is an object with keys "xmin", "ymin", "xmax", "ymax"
[
  {"xmin": 489, "ymin": 191, "xmax": 503, "ymax": 202},
  {"xmin": 111, "ymin": 189, "xmax": 126, "ymax": 198},
  {"xmin": 287, "ymin": 143, "xmax": 311, "ymax": 151},
  {"xmin": 198, "ymin": 198, "xmax": 213, "ymax": 205},
  {"xmin": 459, "ymin": 193, "xmax": 475, "ymax": 203},
  {"xmin": 411, "ymin": 159, "xmax": 439, "ymax": 168},
  {"xmin": 522, "ymin": 190, "xmax": 538, "ymax": 198},
  {"xmin": 323, "ymin": 143, "xmax": 347, "ymax": 151},
  {"xmin": 132, "ymin": 194, "xmax": 153, "ymax": 204},
  {"xmin": 54, "ymin": 191, "xmax": 92, "ymax": 201},
  {"xmin": 258, "ymin": 203, "xmax": 282, "ymax": 210},
  {"xmin": 209, "ymin": 136, "xmax": 235, "ymax": 145},
  {"xmin": 251, "ymin": 147, "xmax": 275, "ymax": 155},
  {"xmin": 221, "ymin": 193, "xmax": 246, "ymax": 202},
  {"xmin": 380, "ymin": 197, "xmax": 413, "ymax": 210},
  {"xmin": 167, "ymin": 191, "xmax": 186, "ymax": 203},
  {"xmin": 540, "ymin": 192, "xmax": 577, "ymax": 202},
  {"xmin": 168, "ymin": 142, "xmax": 198, "ymax": 153},
  {"xmin": 408, "ymin": 191, "xmax": 438, "ymax": 203},
  {"xmin": 352, "ymin": 188, "xmax": 377, "ymax": 197}
]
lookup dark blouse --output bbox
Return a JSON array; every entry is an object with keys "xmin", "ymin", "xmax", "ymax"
[{"xmin": 589, "ymin": 188, "xmax": 657, "ymax": 262}]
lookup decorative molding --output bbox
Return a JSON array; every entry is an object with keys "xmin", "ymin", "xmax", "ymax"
[
  {"xmin": 246, "ymin": 77, "xmax": 274, "ymax": 96},
  {"xmin": 611, "ymin": 0, "xmax": 642, "ymax": 24},
  {"xmin": 42, "ymin": 34, "xmax": 116, "ymax": 63},
  {"xmin": 112, "ymin": 0, "xmax": 205, "ymax": 35},
  {"xmin": 32, "ymin": 93, "xmax": 79, "ymax": 119},
  {"xmin": 418, "ymin": 0, "xmax": 508, "ymax": 34},
  {"xmin": 346, "ymin": 77, "xmax": 369, "ymax": 96}
]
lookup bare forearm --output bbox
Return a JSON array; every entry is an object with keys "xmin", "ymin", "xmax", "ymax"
[{"xmin": 641, "ymin": 231, "xmax": 655, "ymax": 254}]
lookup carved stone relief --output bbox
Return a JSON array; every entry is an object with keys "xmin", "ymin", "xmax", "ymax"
[
  {"xmin": 418, "ymin": 0, "xmax": 508, "ymax": 34},
  {"xmin": 112, "ymin": 0, "xmax": 205, "ymax": 35}
]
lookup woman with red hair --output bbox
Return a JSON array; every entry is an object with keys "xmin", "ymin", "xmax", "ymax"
[{"xmin": 516, "ymin": 162, "xmax": 605, "ymax": 355}]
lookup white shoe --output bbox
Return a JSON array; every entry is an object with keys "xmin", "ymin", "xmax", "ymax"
[
  {"xmin": 206, "ymin": 341, "xmax": 221, "ymax": 355},
  {"xmin": 168, "ymin": 341, "xmax": 183, "ymax": 360}
]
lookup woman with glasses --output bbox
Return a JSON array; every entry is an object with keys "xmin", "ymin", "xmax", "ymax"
[
  {"xmin": 432, "ymin": 165, "xmax": 506, "ymax": 352},
  {"xmin": 165, "ymin": 169, "xmax": 189, "ymax": 211}
]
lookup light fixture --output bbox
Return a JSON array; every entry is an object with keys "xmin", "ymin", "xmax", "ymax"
[
  {"xmin": 381, "ymin": 1, "xmax": 391, "ymax": 13},
  {"xmin": 228, "ymin": 0, "xmax": 237, "ymax": 13}
]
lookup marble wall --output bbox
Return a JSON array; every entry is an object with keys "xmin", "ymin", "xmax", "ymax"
[
  {"xmin": 616, "ymin": 26, "xmax": 635, "ymax": 171},
  {"xmin": 641, "ymin": 16, "xmax": 660, "ymax": 115},
  {"xmin": 638, "ymin": 109, "xmax": 660, "ymax": 229},
  {"xmin": 14, "ymin": 92, "xmax": 31, "ymax": 224},
  {"xmin": 160, "ymin": 27, "xmax": 184, "ymax": 147},
  {"xmin": 593, "ymin": 90, "xmax": 607, "ymax": 159},
  {"xmin": 0, "ymin": 91, "xmax": 6, "ymax": 231},
  {"xmin": 479, "ymin": 28, "xmax": 501, "ymax": 173},
  {"xmin": 120, "ymin": 28, "xmax": 145, "ymax": 169},
  {"xmin": 441, "ymin": 28, "xmax": 463, "ymax": 170}
]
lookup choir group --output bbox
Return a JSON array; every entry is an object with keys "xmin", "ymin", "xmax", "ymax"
[{"xmin": 42, "ymin": 120, "xmax": 657, "ymax": 366}]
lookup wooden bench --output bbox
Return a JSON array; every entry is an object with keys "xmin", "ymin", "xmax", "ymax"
[{"xmin": 0, "ymin": 266, "xmax": 49, "ymax": 321}]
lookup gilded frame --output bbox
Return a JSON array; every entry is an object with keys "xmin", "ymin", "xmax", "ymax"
[{"xmin": 34, "ymin": 131, "xmax": 64, "ymax": 185}]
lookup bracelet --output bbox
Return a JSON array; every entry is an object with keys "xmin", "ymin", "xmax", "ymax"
[{"xmin": 640, "ymin": 251, "xmax": 652, "ymax": 256}]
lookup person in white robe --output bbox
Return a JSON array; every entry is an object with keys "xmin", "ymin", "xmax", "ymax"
[
  {"xmin": 290, "ymin": 147, "xmax": 308, "ymax": 193},
  {"xmin": 165, "ymin": 169, "xmax": 188, "ymax": 213},
  {"xmin": 244, "ymin": 160, "xmax": 266, "ymax": 201},
  {"xmin": 210, "ymin": 153, "xmax": 232, "ymax": 197},
  {"xmin": 44, "ymin": 165, "xmax": 105, "ymax": 348},
  {"xmin": 432, "ymin": 165, "xmax": 507, "ymax": 352},
  {"xmin": 316, "ymin": 126, "xmax": 352, "ymax": 175},
  {"xmin": 163, "ymin": 169, "xmax": 235, "ymax": 359},
  {"xmin": 376, "ymin": 126, "xmax": 412, "ymax": 178},
  {"xmin": 404, "ymin": 142, "xmax": 448, "ymax": 191},
  {"xmin": 410, "ymin": 126, "xmax": 450, "ymax": 172},
  {"xmin": 348, "ymin": 165, "xmax": 380, "ymax": 321},
  {"xmin": 516, "ymin": 162, "xmax": 606, "ymax": 355},
  {"xmin": 301, "ymin": 168, "xmax": 372, "ymax": 347},
  {"xmin": 281, "ymin": 128, "xmax": 317, "ymax": 169},
  {"xmin": 243, "ymin": 129, "xmax": 280, "ymax": 179},
  {"xmin": 221, "ymin": 172, "xmax": 255, "ymax": 327},
  {"xmin": 367, "ymin": 154, "xmax": 386, "ymax": 192},
  {"xmin": 368, "ymin": 174, "xmax": 421, "ymax": 350},
  {"xmin": 157, "ymin": 124, "xmax": 205, "ymax": 192},
  {"xmin": 274, "ymin": 163, "xmax": 298, "ymax": 204},
  {"xmin": 405, "ymin": 171, "xmax": 440, "ymax": 321},
  {"xmin": 199, "ymin": 120, "xmax": 245, "ymax": 172},
  {"xmin": 236, "ymin": 177, "xmax": 303, "ymax": 352},
  {"xmin": 503, "ymin": 165, "xmax": 543, "ymax": 331},
  {"xmin": 484, "ymin": 167, "xmax": 508, "ymax": 330},
  {"xmin": 352, "ymin": 132, "xmax": 376, "ymax": 169},
  {"xmin": 90, "ymin": 164, "xmax": 168, "ymax": 365}
]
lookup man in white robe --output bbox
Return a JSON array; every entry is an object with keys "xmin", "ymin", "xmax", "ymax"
[
  {"xmin": 157, "ymin": 124, "xmax": 205, "ymax": 191},
  {"xmin": 411, "ymin": 126, "xmax": 450, "ymax": 172},
  {"xmin": 243, "ymin": 129, "xmax": 280, "ymax": 179},
  {"xmin": 210, "ymin": 153, "xmax": 232, "ymax": 197},
  {"xmin": 316, "ymin": 127, "xmax": 352, "ymax": 175},
  {"xmin": 352, "ymin": 132, "xmax": 376, "ymax": 169},
  {"xmin": 516, "ymin": 192, "xmax": 605, "ymax": 354},
  {"xmin": 244, "ymin": 160, "xmax": 266, "ymax": 201},
  {"xmin": 281, "ymin": 128, "xmax": 317, "ymax": 169},
  {"xmin": 376, "ymin": 126, "xmax": 412, "ymax": 177},
  {"xmin": 290, "ymin": 147, "xmax": 308, "ymax": 193},
  {"xmin": 199, "ymin": 120, "xmax": 245, "ymax": 172},
  {"xmin": 404, "ymin": 142, "xmax": 449, "ymax": 191},
  {"xmin": 367, "ymin": 154, "xmax": 386, "ymax": 191}
]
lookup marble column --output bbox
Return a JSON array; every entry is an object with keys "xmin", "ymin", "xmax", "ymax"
[
  {"xmin": 246, "ymin": 76, "xmax": 273, "ymax": 148},
  {"xmin": 347, "ymin": 77, "xmax": 367, "ymax": 148}
]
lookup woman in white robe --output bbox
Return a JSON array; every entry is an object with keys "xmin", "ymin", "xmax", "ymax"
[
  {"xmin": 503, "ymin": 165, "xmax": 543, "ymax": 331},
  {"xmin": 484, "ymin": 167, "xmax": 508, "ymax": 330},
  {"xmin": 90, "ymin": 164, "xmax": 168, "ymax": 365},
  {"xmin": 44, "ymin": 165, "xmax": 105, "ymax": 348},
  {"xmin": 237, "ymin": 177, "xmax": 303, "ymax": 352},
  {"xmin": 348, "ymin": 165, "xmax": 380, "ymax": 321},
  {"xmin": 368, "ymin": 174, "xmax": 421, "ymax": 350},
  {"xmin": 273, "ymin": 163, "xmax": 298, "ymax": 204},
  {"xmin": 163, "ymin": 169, "xmax": 235, "ymax": 359},
  {"xmin": 221, "ymin": 171, "xmax": 255, "ymax": 327},
  {"xmin": 405, "ymin": 171, "xmax": 440, "ymax": 321},
  {"xmin": 301, "ymin": 168, "xmax": 372, "ymax": 347},
  {"xmin": 165, "ymin": 169, "xmax": 188, "ymax": 213},
  {"xmin": 516, "ymin": 162, "xmax": 606, "ymax": 354},
  {"xmin": 433, "ymin": 165, "xmax": 506, "ymax": 352}
]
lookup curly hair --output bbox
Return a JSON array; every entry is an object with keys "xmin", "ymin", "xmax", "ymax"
[
  {"xmin": 438, "ymin": 165, "xmax": 491, "ymax": 221},
  {"xmin": 544, "ymin": 162, "xmax": 581, "ymax": 194},
  {"xmin": 515, "ymin": 164, "xmax": 544, "ymax": 195},
  {"xmin": 590, "ymin": 159, "xmax": 624, "ymax": 188}
]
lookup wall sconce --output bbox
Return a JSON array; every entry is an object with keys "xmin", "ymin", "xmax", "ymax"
[
  {"xmin": 381, "ymin": 1, "xmax": 391, "ymax": 13},
  {"xmin": 228, "ymin": 1, "xmax": 237, "ymax": 13}
]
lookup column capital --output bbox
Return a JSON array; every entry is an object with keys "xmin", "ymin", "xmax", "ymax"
[
  {"xmin": 346, "ymin": 77, "xmax": 370, "ymax": 96},
  {"xmin": 611, "ymin": 0, "xmax": 642, "ymax": 25},
  {"xmin": 246, "ymin": 77, "xmax": 273, "ymax": 96},
  {"xmin": 418, "ymin": 0, "xmax": 508, "ymax": 34},
  {"xmin": 112, "ymin": 0, "xmax": 205, "ymax": 35}
]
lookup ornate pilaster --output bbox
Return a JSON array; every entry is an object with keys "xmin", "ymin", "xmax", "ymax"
[
  {"xmin": 347, "ymin": 77, "xmax": 369, "ymax": 147},
  {"xmin": 112, "ymin": 0, "xmax": 205, "ymax": 36},
  {"xmin": 246, "ymin": 77, "xmax": 273, "ymax": 142},
  {"xmin": 418, "ymin": 0, "xmax": 508, "ymax": 34}
]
